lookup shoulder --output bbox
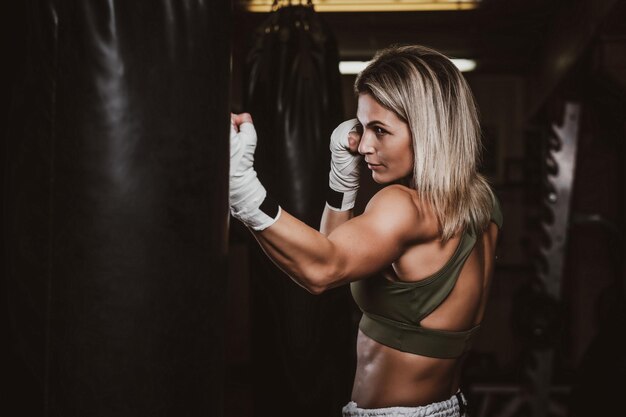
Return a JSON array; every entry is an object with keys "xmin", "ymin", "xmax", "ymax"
[{"xmin": 363, "ymin": 184, "xmax": 440, "ymax": 242}]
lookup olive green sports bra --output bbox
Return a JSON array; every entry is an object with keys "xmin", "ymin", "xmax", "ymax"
[{"xmin": 350, "ymin": 197, "xmax": 503, "ymax": 359}]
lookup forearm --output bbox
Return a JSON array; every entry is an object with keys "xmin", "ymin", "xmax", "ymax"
[
  {"xmin": 251, "ymin": 209, "xmax": 345, "ymax": 295},
  {"xmin": 320, "ymin": 204, "xmax": 353, "ymax": 236},
  {"xmin": 230, "ymin": 115, "xmax": 362, "ymax": 293}
]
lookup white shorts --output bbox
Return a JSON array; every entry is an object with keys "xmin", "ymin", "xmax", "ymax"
[{"xmin": 342, "ymin": 391, "xmax": 467, "ymax": 417}]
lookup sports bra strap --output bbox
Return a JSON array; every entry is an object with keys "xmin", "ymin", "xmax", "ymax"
[{"xmin": 360, "ymin": 313, "xmax": 481, "ymax": 359}]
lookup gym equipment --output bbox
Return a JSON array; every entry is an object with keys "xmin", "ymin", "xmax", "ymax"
[{"xmin": 5, "ymin": 2, "xmax": 231, "ymax": 415}]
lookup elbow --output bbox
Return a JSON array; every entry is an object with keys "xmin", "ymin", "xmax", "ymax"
[
  {"xmin": 300, "ymin": 264, "xmax": 340, "ymax": 295},
  {"xmin": 304, "ymin": 281, "xmax": 327, "ymax": 296}
]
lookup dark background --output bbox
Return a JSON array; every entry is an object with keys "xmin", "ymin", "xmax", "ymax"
[
  {"xmin": 226, "ymin": 1, "xmax": 625, "ymax": 416},
  {"xmin": 3, "ymin": 1, "xmax": 625, "ymax": 417}
]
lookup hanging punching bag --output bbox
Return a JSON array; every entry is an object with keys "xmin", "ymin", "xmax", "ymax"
[
  {"xmin": 245, "ymin": 1, "xmax": 343, "ymax": 226},
  {"xmin": 243, "ymin": 3, "xmax": 354, "ymax": 417},
  {"xmin": 5, "ymin": 1, "xmax": 231, "ymax": 416}
]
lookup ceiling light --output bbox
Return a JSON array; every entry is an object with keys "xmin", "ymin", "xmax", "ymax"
[
  {"xmin": 339, "ymin": 59, "xmax": 477, "ymax": 75},
  {"xmin": 240, "ymin": 1, "xmax": 481, "ymax": 13},
  {"xmin": 339, "ymin": 61, "xmax": 370, "ymax": 75},
  {"xmin": 451, "ymin": 58, "xmax": 477, "ymax": 72}
]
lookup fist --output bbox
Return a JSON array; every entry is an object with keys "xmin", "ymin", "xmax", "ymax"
[
  {"xmin": 330, "ymin": 118, "xmax": 362, "ymax": 156},
  {"xmin": 347, "ymin": 125, "xmax": 362, "ymax": 154},
  {"xmin": 230, "ymin": 113, "xmax": 257, "ymax": 181}
]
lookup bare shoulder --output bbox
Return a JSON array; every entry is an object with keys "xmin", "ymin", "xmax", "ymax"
[{"xmin": 363, "ymin": 184, "xmax": 440, "ymax": 242}]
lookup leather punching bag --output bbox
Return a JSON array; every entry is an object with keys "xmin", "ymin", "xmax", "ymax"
[
  {"xmin": 5, "ymin": 1, "xmax": 231, "ymax": 416},
  {"xmin": 245, "ymin": 1, "xmax": 343, "ymax": 226},
  {"xmin": 243, "ymin": 3, "xmax": 354, "ymax": 417}
]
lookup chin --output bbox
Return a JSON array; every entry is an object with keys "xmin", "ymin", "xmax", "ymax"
[
  {"xmin": 371, "ymin": 171, "xmax": 412, "ymax": 186},
  {"xmin": 371, "ymin": 172, "xmax": 395, "ymax": 185}
]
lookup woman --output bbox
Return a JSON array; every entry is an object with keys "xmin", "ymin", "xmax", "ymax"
[{"xmin": 229, "ymin": 44, "xmax": 502, "ymax": 417}]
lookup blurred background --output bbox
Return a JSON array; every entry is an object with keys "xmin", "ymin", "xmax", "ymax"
[
  {"xmin": 3, "ymin": 1, "xmax": 624, "ymax": 417},
  {"xmin": 227, "ymin": 1, "xmax": 625, "ymax": 417}
]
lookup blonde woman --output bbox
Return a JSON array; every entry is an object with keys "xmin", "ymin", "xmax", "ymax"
[{"xmin": 229, "ymin": 44, "xmax": 502, "ymax": 417}]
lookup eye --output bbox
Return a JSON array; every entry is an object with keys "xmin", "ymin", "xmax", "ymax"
[{"xmin": 373, "ymin": 126, "xmax": 388, "ymax": 137}]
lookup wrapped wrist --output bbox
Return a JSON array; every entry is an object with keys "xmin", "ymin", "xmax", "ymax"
[
  {"xmin": 326, "ymin": 187, "xmax": 357, "ymax": 211},
  {"xmin": 231, "ymin": 194, "xmax": 282, "ymax": 231},
  {"xmin": 327, "ymin": 118, "xmax": 361, "ymax": 211},
  {"xmin": 230, "ymin": 174, "xmax": 281, "ymax": 231}
]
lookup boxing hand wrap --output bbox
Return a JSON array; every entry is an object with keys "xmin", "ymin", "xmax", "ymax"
[
  {"xmin": 229, "ymin": 120, "xmax": 281, "ymax": 231},
  {"xmin": 328, "ymin": 118, "xmax": 362, "ymax": 211}
]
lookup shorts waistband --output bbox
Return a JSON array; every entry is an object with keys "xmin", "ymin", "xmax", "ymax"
[{"xmin": 342, "ymin": 391, "xmax": 467, "ymax": 417}]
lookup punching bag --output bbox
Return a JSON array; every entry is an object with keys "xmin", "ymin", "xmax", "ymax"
[
  {"xmin": 245, "ymin": 1, "xmax": 343, "ymax": 226},
  {"xmin": 5, "ymin": 1, "xmax": 231, "ymax": 416},
  {"xmin": 243, "ymin": 2, "xmax": 354, "ymax": 417}
]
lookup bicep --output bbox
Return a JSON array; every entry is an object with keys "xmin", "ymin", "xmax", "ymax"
[{"xmin": 324, "ymin": 195, "xmax": 418, "ymax": 286}]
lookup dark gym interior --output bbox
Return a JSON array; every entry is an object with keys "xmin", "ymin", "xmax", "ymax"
[{"xmin": 3, "ymin": 1, "xmax": 625, "ymax": 416}]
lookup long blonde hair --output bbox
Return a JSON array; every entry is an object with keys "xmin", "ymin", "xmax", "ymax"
[{"xmin": 355, "ymin": 44, "xmax": 494, "ymax": 241}]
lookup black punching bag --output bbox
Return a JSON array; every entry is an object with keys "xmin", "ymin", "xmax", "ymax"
[
  {"xmin": 245, "ymin": 2, "xmax": 343, "ymax": 226},
  {"xmin": 244, "ymin": 3, "xmax": 354, "ymax": 417},
  {"xmin": 5, "ymin": 1, "xmax": 231, "ymax": 416}
]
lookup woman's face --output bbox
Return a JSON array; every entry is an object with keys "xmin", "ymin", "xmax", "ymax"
[{"xmin": 356, "ymin": 93, "xmax": 414, "ymax": 184}]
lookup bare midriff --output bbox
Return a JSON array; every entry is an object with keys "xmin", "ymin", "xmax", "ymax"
[{"xmin": 351, "ymin": 330, "xmax": 462, "ymax": 408}]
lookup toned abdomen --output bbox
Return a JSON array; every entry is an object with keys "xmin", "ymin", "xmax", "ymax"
[{"xmin": 351, "ymin": 330, "xmax": 463, "ymax": 408}]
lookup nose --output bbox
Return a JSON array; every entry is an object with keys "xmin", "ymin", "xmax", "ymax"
[{"xmin": 358, "ymin": 130, "xmax": 375, "ymax": 155}]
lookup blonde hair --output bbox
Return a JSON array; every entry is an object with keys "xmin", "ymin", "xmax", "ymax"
[{"xmin": 355, "ymin": 44, "xmax": 494, "ymax": 241}]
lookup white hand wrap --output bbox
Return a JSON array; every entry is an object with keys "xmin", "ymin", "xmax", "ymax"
[
  {"xmin": 328, "ymin": 118, "xmax": 362, "ymax": 211},
  {"xmin": 229, "ymin": 120, "xmax": 281, "ymax": 231}
]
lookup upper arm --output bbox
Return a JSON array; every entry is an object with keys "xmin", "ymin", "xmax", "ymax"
[{"xmin": 322, "ymin": 186, "xmax": 434, "ymax": 287}]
